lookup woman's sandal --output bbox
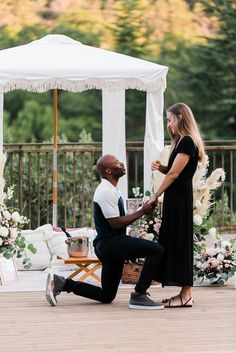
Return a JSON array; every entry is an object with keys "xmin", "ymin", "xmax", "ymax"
[
  {"xmin": 162, "ymin": 294, "xmax": 179, "ymax": 304},
  {"xmin": 164, "ymin": 294, "xmax": 193, "ymax": 308}
]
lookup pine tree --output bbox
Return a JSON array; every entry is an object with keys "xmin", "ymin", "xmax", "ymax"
[{"xmin": 186, "ymin": 0, "xmax": 236, "ymax": 138}]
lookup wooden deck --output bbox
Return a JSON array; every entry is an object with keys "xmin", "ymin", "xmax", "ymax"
[{"xmin": 0, "ymin": 278, "xmax": 235, "ymax": 353}]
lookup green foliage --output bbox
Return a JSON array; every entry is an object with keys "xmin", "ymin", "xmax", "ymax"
[
  {"xmin": 112, "ymin": 0, "xmax": 153, "ymax": 59},
  {"xmin": 1, "ymin": 0, "xmax": 235, "ymax": 142},
  {"xmin": 4, "ymin": 131, "xmax": 100, "ymax": 228},
  {"xmin": 12, "ymin": 100, "xmax": 54, "ymax": 142},
  {"xmin": 208, "ymin": 192, "xmax": 236, "ymax": 228},
  {"xmin": 182, "ymin": 0, "xmax": 236, "ymax": 138},
  {"xmin": 58, "ymin": 91, "xmax": 102, "ymax": 141}
]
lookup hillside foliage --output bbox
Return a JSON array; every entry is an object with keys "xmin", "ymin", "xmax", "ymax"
[{"xmin": 0, "ymin": 0, "xmax": 235, "ymax": 142}]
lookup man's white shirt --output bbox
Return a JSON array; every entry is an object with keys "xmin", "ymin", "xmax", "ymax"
[{"xmin": 93, "ymin": 179, "xmax": 123, "ymax": 219}]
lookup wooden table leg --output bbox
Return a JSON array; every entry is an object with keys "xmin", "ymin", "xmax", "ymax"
[{"xmin": 66, "ymin": 262, "xmax": 101, "ymax": 282}]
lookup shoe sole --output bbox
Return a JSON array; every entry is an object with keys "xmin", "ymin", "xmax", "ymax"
[
  {"xmin": 129, "ymin": 304, "xmax": 165, "ymax": 310},
  {"xmin": 45, "ymin": 273, "xmax": 57, "ymax": 306}
]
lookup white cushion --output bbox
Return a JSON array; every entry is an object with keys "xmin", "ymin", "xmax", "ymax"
[
  {"xmin": 47, "ymin": 232, "xmax": 68, "ymax": 259},
  {"xmin": 14, "ymin": 224, "xmax": 54, "ymax": 270},
  {"xmin": 14, "ymin": 240, "xmax": 51, "ymax": 270},
  {"xmin": 21, "ymin": 224, "xmax": 54, "ymax": 241}
]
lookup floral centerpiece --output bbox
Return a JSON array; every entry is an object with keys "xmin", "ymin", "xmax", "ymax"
[
  {"xmin": 194, "ymin": 231, "xmax": 236, "ymax": 285},
  {"xmin": 0, "ymin": 154, "xmax": 36, "ymax": 270},
  {"xmin": 0, "ymin": 185, "xmax": 37, "ymax": 269},
  {"xmin": 191, "ymin": 156, "xmax": 236, "ymax": 285}
]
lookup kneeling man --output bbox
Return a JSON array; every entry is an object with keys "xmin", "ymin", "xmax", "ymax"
[{"xmin": 46, "ymin": 154, "xmax": 164, "ymax": 310}]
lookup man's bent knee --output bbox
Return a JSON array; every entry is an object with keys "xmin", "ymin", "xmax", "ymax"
[{"xmin": 100, "ymin": 291, "xmax": 117, "ymax": 304}]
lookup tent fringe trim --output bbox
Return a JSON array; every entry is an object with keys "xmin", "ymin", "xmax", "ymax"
[{"xmin": 0, "ymin": 78, "xmax": 166, "ymax": 93}]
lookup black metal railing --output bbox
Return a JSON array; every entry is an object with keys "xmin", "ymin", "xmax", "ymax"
[{"xmin": 3, "ymin": 140, "xmax": 236, "ymax": 231}]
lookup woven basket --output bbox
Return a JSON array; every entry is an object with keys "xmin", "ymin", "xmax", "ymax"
[
  {"xmin": 122, "ymin": 262, "xmax": 143, "ymax": 284},
  {"xmin": 122, "ymin": 262, "xmax": 159, "ymax": 285}
]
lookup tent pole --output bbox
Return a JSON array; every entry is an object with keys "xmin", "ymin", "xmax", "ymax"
[{"xmin": 52, "ymin": 88, "xmax": 58, "ymax": 227}]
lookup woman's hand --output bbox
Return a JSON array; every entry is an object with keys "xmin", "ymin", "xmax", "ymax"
[
  {"xmin": 151, "ymin": 160, "xmax": 161, "ymax": 171},
  {"xmin": 149, "ymin": 194, "xmax": 158, "ymax": 204}
]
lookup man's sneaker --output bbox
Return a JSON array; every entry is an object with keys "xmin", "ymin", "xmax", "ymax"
[
  {"xmin": 129, "ymin": 292, "xmax": 165, "ymax": 310},
  {"xmin": 45, "ymin": 273, "xmax": 66, "ymax": 306}
]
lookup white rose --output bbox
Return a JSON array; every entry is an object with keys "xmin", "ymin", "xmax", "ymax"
[
  {"xmin": 196, "ymin": 261, "xmax": 202, "ymax": 268},
  {"xmin": 207, "ymin": 247, "xmax": 217, "ymax": 257},
  {"xmin": 3, "ymin": 210, "xmax": 11, "ymax": 220},
  {"xmin": 217, "ymin": 253, "xmax": 224, "ymax": 262},
  {"xmin": 208, "ymin": 227, "xmax": 216, "ymax": 237},
  {"xmin": 11, "ymin": 211, "xmax": 21, "ymax": 223},
  {"xmin": 194, "ymin": 200, "xmax": 202, "ymax": 209},
  {"xmin": 0, "ymin": 226, "xmax": 9, "ymax": 237},
  {"xmin": 0, "ymin": 237, "xmax": 3, "ymax": 246},
  {"xmin": 143, "ymin": 233, "xmax": 154, "ymax": 241},
  {"xmin": 10, "ymin": 228, "xmax": 18, "ymax": 240},
  {"xmin": 193, "ymin": 214, "xmax": 203, "ymax": 226},
  {"xmin": 221, "ymin": 240, "xmax": 231, "ymax": 249}
]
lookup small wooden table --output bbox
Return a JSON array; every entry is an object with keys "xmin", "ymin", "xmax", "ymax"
[{"xmin": 63, "ymin": 256, "xmax": 102, "ymax": 283}]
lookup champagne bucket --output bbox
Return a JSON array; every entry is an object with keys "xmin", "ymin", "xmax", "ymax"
[{"xmin": 65, "ymin": 236, "xmax": 89, "ymax": 257}]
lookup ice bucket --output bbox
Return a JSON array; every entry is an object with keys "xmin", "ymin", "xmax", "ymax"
[{"xmin": 65, "ymin": 236, "xmax": 89, "ymax": 257}]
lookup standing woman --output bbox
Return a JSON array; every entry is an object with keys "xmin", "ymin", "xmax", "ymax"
[{"xmin": 151, "ymin": 102, "xmax": 206, "ymax": 307}]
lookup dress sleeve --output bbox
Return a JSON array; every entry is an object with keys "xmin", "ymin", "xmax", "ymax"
[{"xmin": 178, "ymin": 136, "xmax": 196, "ymax": 156}]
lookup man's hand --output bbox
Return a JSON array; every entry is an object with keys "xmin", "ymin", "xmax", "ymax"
[{"xmin": 141, "ymin": 201, "xmax": 155, "ymax": 215}]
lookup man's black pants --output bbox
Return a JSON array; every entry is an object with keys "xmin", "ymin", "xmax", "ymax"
[{"xmin": 63, "ymin": 236, "xmax": 164, "ymax": 303}]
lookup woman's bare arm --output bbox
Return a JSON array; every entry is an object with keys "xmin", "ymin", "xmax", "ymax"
[{"xmin": 151, "ymin": 153, "xmax": 190, "ymax": 201}]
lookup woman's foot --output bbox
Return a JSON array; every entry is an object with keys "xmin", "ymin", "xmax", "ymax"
[
  {"xmin": 162, "ymin": 293, "xmax": 180, "ymax": 304},
  {"xmin": 163, "ymin": 294, "xmax": 193, "ymax": 308}
]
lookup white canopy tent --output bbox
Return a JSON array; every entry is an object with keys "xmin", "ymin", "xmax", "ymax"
[{"xmin": 0, "ymin": 34, "xmax": 168, "ymax": 225}]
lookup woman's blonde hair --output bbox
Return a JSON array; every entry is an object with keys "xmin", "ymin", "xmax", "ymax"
[{"xmin": 167, "ymin": 102, "xmax": 206, "ymax": 163}]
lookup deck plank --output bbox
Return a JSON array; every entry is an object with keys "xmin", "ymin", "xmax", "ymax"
[{"xmin": 0, "ymin": 279, "xmax": 235, "ymax": 353}]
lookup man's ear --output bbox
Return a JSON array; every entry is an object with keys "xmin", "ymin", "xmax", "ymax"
[{"xmin": 106, "ymin": 168, "xmax": 111, "ymax": 175}]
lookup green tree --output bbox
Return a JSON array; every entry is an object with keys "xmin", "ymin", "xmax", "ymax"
[
  {"xmin": 184, "ymin": 0, "xmax": 236, "ymax": 138},
  {"xmin": 10, "ymin": 100, "xmax": 54, "ymax": 142},
  {"xmin": 112, "ymin": 0, "xmax": 153, "ymax": 140},
  {"xmin": 58, "ymin": 91, "xmax": 102, "ymax": 141}
]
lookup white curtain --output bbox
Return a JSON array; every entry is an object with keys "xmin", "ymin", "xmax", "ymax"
[
  {"xmin": 0, "ymin": 94, "xmax": 3, "ymax": 156},
  {"xmin": 102, "ymin": 90, "xmax": 127, "ymax": 199},
  {"xmin": 144, "ymin": 91, "xmax": 164, "ymax": 193}
]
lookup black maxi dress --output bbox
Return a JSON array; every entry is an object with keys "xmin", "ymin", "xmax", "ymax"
[{"xmin": 157, "ymin": 135, "xmax": 199, "ymax": 287}]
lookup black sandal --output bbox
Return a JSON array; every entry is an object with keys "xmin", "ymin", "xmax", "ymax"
[{"xmin": 164, "ymin": 294, "xmax": 193, "ymax": 308}]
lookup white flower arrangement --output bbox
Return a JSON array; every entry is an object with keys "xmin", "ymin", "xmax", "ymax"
[
  {"xmin": 194, "ymin": 234, "xmax": 236, "ymax": 285},
  {"xmin": 0, "ymin": 154, "xmax": 37, "ymax": 269},
  {"xmin": 192, "ymin": 156, "xmax": 236, "ymax": 284},
  {"xmin": 0, "ymin": 185, "xmax": 37, "ymax": 269}
]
